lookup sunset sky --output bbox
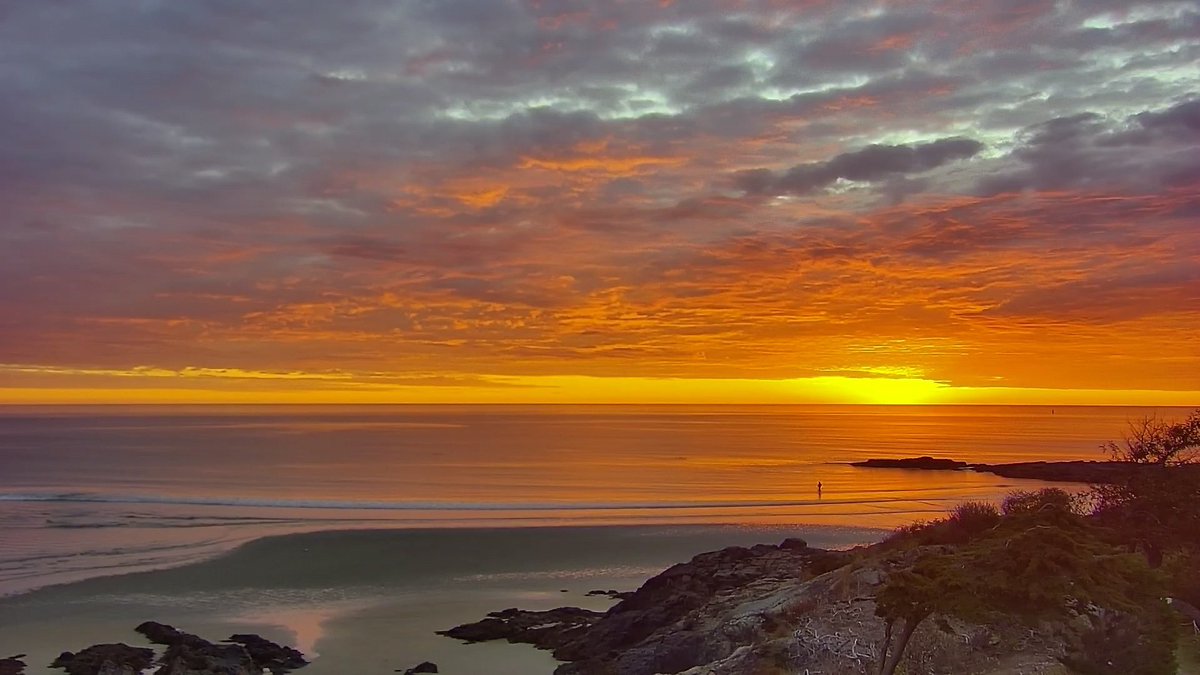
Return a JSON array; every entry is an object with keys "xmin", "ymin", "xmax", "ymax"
[{"xmin": 1, "ymin": 0, "xmax": 1197, "ymax": 404}]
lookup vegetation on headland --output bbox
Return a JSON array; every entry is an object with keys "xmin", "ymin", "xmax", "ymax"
[{"xmin": 875, "ymin": 410, "xmax": 1200, "ymax": 675}]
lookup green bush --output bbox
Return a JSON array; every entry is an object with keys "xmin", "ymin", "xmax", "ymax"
[
  {"xmin": 1002, "ymin": 488, "xmax": 1082, "ymax": 516},
  {"xmin": 949, "ymin": 501, "xmax": 1001, "ymax": 533},
  {"xmin": 883, "ymin": 502, "xmax": 1001, "ymax": 549}
]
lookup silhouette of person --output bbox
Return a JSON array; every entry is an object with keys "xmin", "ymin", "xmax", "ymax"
[{"xmin": 817, "ymin": 481, "xmax": 823, "ymax": 498}]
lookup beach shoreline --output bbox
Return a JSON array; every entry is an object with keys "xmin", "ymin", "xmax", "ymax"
[{"xmin": 0, "ymin": 522, "xmax": 888, "ymax": 674}]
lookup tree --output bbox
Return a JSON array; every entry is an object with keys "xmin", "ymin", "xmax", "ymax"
[
  {"xmin": 874, "ymin": 506, "xmax": 1168, "ymax": 675},
  {"xmin": 1100, "ymin": 410, "xmax": 1200, "ymax": 467},
  {"xmin": 1091, "ymin": 410, "xmax": 1200, "ymax": 566}
]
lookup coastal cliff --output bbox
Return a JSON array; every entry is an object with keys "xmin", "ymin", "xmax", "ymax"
[{"xmin": 442, "ymin": 538, "xmax": 1078, "ymax": 674}]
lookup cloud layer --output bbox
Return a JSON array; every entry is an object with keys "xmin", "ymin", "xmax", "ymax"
[{"xmin": 1, "ymin": 0, "xmax": 1198, "ymax": 399}]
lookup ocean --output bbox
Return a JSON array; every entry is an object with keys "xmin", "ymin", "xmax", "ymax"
[
  {"xmin": 0, "ymin": 403, "xmax": 1182, "ymax": 597},
  {"xmin": 0, "ymin": 404, "xmax": 1188, "ymax": 673}
]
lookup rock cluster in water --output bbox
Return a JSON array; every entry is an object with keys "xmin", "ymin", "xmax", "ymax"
[{"xmin": 45, "ymin": 622, "xmax": 307, "ymax": 675}]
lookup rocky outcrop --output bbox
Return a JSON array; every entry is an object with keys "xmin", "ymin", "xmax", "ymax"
[
  {"xmin": 50, "ymin": 644, "xmax": 155, "ymax": 675},
  {"xmin": 551, "ymin": 542, "xmax": 870, "ymax": 675}
]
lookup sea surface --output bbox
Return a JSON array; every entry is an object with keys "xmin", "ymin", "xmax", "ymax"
[{"xmin": 0, "ymin": 404, "xmax": 1185, "ymax": 598}]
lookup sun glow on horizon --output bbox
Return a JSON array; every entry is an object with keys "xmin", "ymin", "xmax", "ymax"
[{"xmin": 0, "ymin": 365, "xmax": 1195, "ymax": 406}]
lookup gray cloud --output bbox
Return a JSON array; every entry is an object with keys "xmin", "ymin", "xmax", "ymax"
[
  {"xmin": 977, "ymin": 98, "xmax": 1200, "ymax": 195},
  {"xmin": 735, "ymin": 138, "xmax": 984, "ymax": 196}
]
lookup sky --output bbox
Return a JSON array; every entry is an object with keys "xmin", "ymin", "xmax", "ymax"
[{"xmin": 1, "ymin": 0, "xmax": 1198, "ymax": 405}]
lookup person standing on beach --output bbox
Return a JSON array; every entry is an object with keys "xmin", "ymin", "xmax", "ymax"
[{"xmin": 817, "ymin": 482, "xmax": 822, "ymax": 498}]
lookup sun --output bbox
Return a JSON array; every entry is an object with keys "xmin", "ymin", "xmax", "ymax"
[{"xmin": 809, "ymin": 376, "xmax": 950, "ymax": 405}]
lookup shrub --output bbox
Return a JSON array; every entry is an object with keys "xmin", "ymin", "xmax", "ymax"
[
  {"xmin": 1002, "ymin": 488, "xmax": 1082, "ymax": 516},
  {"xmin": 883, "ymin": 502, "xmax": 1000, "ymax": 548},
  {"xmin": 949, "ymin": 501, "xmax": 1001, "ymax": 534}
]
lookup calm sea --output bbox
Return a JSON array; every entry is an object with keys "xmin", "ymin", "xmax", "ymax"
[{"xmin": 0, "ymin": 404, "xmax": 1188, "ymax": 596}]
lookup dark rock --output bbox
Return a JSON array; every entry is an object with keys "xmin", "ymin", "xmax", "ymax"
[
  {"xmin": 134, "ymin": 621, "xmax": 198, "ymax": 646},
  {"xmin": 438, "ymin": 607, "xmax": 605, "ymax": 649},
  {"xmin": 397, "ymin": 661, "xmax": 438, "ymax": 674},
  {"xmin": 50, "ymin": 644, "xmax": 154, "ymax": 675},
  {"xmin": 779, "ymin": 537, "xmax": 808, "ymax": 551},
  {"xmin": 585, "ymin": 589, "xmax": 630, "ymax": 599},
  {"xmin": 226, "ymin": 634, "xmax": 306, "ymax": 672},
  {"xmin": 0, "ymin": 655, "xmax": 26, "ymax": 675},
  {"xmin": 850, "ymin": 456, "xmax": 968, "ymax": 471},
  {"xmin": 156, "ymin": 640, "xmax": 256, "ymax": 675}
]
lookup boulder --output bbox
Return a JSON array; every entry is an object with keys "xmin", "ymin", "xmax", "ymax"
[
  {"xmin": 779, "ymin": 537, "xmax": 808, "ymax": 551},
  {"xmin": 50, "ymin": 644, "xmax": 154, "ymax": 675},
  {"xmin": 134, "ymin": 621, "xmax": 201, "ymax": 647}
]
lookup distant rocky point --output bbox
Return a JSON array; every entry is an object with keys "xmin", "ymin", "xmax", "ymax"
[
  {"xmin": 851, "ymin": 457, "xmax": 968, "ymax": 471},
  {"xmin": 849, "ymin": 456, "xmax": 1196, "ymax": 483}
]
